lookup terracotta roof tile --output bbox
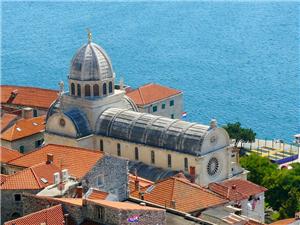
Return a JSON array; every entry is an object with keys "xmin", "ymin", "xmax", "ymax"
[
  {"xmin": 209, "ymin": 179, "xmax": 267, "ymax": 201},
  {"xmin": 87, "ymin": 189, "xmax": 109, "ymax": 200},
  {"xmin": 7, "ymin": 144, "xmax": 104, "ymax": 179},
  {"xmin": 1, "ymin": 85, "xmax": 58, "ymax": 109},
  {"xmin": 0, "ymin": 146, "xmax": 23, "ymax": 163},
  {"xmin": 131, "ymin": 176, "xmax": 227, "ymax": 213},
  {"xmin": 0, "ymin": 174, "xmax": 8, "ymax": 184},
  {"xmin": 0, "ymin": 162, "xmax": 60, "ymax": 190},
  {"xmin": 129, "ymin": 174, "xmax": 154, "ymax": 194},
  {"xmin": 1, "ymin": 115, "xmax": 45, "ymax": 141},
  {"xmin": 270, "ymin": 218, "xmax": 297, "ymax": 225},
  {"xmin": 126, "ymin": 83, "xmax": 181, "ymax": 106},
  {"xmin": 1, "ymin": 113, "xmax": 18, "ymax": 132},
  {"xmin": 4, "ymin": 204, "xmax": 64, "ymax": 225}
]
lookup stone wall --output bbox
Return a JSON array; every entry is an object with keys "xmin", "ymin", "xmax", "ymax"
[
  {"xmin": 83, "ymin": 200, "xmax": 166, "ymax": 225},
  {"xmin": 0, "ymin": 190, "xmax": 38, "ymax": 224},
  {"xmin": 81, "ymin": 155, "xmax": 129, "ymax": 201}
]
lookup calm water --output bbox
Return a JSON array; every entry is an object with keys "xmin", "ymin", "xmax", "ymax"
[{"xmin": 2, "ymin": 2, "xmax": 299, "ymax": 142}]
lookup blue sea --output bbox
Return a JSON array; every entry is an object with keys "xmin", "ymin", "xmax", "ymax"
[{"xmin": 2, "ymin": 1, "xmax": 299, "ymax": 142}]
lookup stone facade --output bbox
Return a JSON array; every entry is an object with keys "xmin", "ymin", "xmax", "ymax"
[
  {"xmin": 1, "ymin": 132, "xmax": 44, "ymax": 154},
  {"xmin": 138, "ymin": 94, "xmax": 183, "ymax": 119},
  {"xmin": 81, "ymin": 155, "xmax": 129, "ymax": 201},
  {"xmin": 0, "ymin": 190, "xmax": 39, "ymax": 224}
]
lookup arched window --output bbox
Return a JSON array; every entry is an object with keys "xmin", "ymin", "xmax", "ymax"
[
  {"xmin": 77, "ymin": 84, "xmax": 81, "ymax": 97},
  {"xmin": 93, "ymin": 84, "xmax": 99, "ymax": 96},
  {"xmin": 135, "ymin": 147, "xmax": 139, "ymax": 160},
  {"xmin": 151, "ymin": 151, "xmax": 155, "ymax": 164},
  {"xmin": 184, "ymin": 158, "xmax": 188, "ymax": 171},
  {"xmin": 19, "ymin": 146, "xmax": 24, "ymax": 154},
  {"xmin": 103, "ymin": 83, "xmax": 107, "ymax": 95},
  {"xmin": 109, "ymin": 81, "xmax": 113, "ymax": 93},
  {"xmin": 85, "ymin": 85, "xmax": 91, "ymax": 97},
  {"xmin": 117, "ymin": 143, "xmax": 121, "ymax": 156},
  {"xmin": 71, "ymin": 83, "xmax": 75, "ymax": 95}
]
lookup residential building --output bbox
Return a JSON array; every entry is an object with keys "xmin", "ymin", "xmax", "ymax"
[
  {"xmin": 0, "ymin": 146, "xmax": 23, "ymax": 174},
  {"xmin": 0, "ymin": 85, "xmax": 58, "ymax": 117},
  {"xmin": 0, "ymin": 112, "xmax": 45, "ymax": 153},
  {"xmin": 126, "ymin": 83, "xmax": 183, "ymax": 119}
]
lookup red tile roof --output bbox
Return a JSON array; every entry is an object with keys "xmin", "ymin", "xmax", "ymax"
[
  {"xmin": 131, "ymin": 175, "xmax": 227, "ymax": 213},
  {"xmin": 87, "ymin": 189, "xmax": 109, "ymax": 200},
  {"xmin": 1, "ymin": 115, "xmax": 45, "ymax": 141},
  {"xmin": 0, "ymin": 174, "xmax": 8, "ymax": 184},
  {"xmin": 209, "ymin": 179, "xmax": 267, "ymax": 201},
  {"xmin": 1, "ymin": 113, "xmax": 18, "ymax": 132},
  {"xmin": 129, "ymin": 173, "xmax": 154, "ymax": 194},
  {"xmin": 270, "ymin": 218, "xmax": 297, "ymax": 225},
  {"xmin": 7, "ymin": 144, "xmax": 104, "ymax": 179},
  {"xmin": 126, "ymin": 83, "xmax": 181, "ymax": 106},
  {"xmin": 0, "ymin": 162, "xmax": 60, "ymax": 190},
  {"xmin": 4, "ymin": 204, "xmax": 64, "ymax": 225},
  {"xmin": 1, "ymin": 85, "xmax": 58, "ymax": 109},
  {"xmin": 0, "ymin": 146, "xmax": 23, "ymax": 163}
]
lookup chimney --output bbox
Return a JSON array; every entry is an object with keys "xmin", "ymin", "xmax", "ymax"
[
  {"xmin": 7, "ymin": 89, "xmax": 18, "ymax": 104},
  {"xmin": 295, "ymin": 212, "xmax": 300, "ymax": 220},
  {"xmin": 46, "ymin": 153, "xmax": 54, "ymax": 164},
  {"xmin": 189, "ymin": 166, "xmax": 196, "ymax": 183},
  {"xmin": 209, "ymin": 118, "xmax": 217, "ymax": 129},
  {"xmin": 22, "ymin": 107, "xmax": 33, "ymax": 119},
  {"xmin": 64, "ymin": 214, "xmax": 69, "ymax": 225}
]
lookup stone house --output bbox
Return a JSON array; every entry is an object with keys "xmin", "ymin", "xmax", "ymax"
[
  {"xmin": 0, "ymin": 146, "xmax": 22, "ymax": 174},
  {"xmin": 126, "ymin": 83, "xmax": 183, "ymax": 119}
]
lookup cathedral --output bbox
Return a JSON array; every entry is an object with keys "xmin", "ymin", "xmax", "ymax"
[{"xmin": 45, "ymin": 32, "xmax": 246, "ymax": 186}]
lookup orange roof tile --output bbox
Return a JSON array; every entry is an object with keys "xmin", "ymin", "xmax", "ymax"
[
  {"xmin": 4, "ymin": 204, "xmax": 64, "ymax": 225},
  {"xmin": 126, "ymin": 83, "xmax": 181, "ymax": 106},
  {"xmin": 209, "ymin": 179, "xmax": 267, "ymax": 201},
  {"xmin": 0, "ymin": 162, "xmax": 60, "ymax": 190},
  {"xmin": 87, "ymin": 189, "xmax": 109, "ymax": 200},
  {"xmin": 87, "ymin": 199, "xmax": 163, "ymax": 211},
  {"xmin": 1, "ymin": 115, "xmax": 45, "ymax": 141},
  {"xmin": 270, "ymin": 218, "xmax": 297, "ymax": 225},
  {"xmin": 7, "ymin": 144, "xmax": 104, "ymax": 179},
  {"xmin": 1, "ymin": 85, "xmax": 58, "ymax": 109},
  {"xmin": 0, "ymin": 174, "xmax": 8, "ymax": 184},
  {"xmin": 53, "ymin": 198, "xmax": 83, "ymax": 206},
  {"xmin": 0, "ymin": 146, "xmax": 23, "ymax": 163},
  {"xmin": 1, "ymin": 113, "xmax": 18, "ymax": 132},
  {"xmin": 131, "ymin": 176, "xmax": 227, "ymax": 213},
  {"xmin": 129, "ymin": 174, "xmax": 154, "ymax": 194}
]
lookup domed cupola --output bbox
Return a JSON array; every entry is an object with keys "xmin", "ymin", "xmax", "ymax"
[{"xmin": 68, "ymin": 30, "xmax": 115, "ymax": 98}]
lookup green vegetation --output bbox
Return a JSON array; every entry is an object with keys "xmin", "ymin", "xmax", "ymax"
[
  {"xmin": 223, "ymin": 122, "xmax": 256, "ymax": 148},
  {"xmin": 240, "ymin": 153, "xmax": 300, "ymax": 219}
]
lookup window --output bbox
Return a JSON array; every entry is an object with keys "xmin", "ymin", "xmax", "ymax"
[
  {"xmin": 77, "ymin": 84, "xmax": 81, "ymax": 97},
  {"xmin": 93, "ymin": 84, "xmax": 99, "ymax": 96},
  {"xmin": 14, "ymin": 194, "xmax": 21, "ymax": 202},
  {"xmin": 109, "ymin": 81, "xmax": 113, "ymax": 93},
  {"xmin": 135, "ymin": 147, "xmax": 139, "ymax": 160},
  {"xmin": 117, "ymin": 143, "xmax": 121, "ymax": 156},
  {"xmin": 96, "ymin": 206, "xmax": 104, "ymax": 220},
  {"xmin": 170, "ymin": 100, "xmax": 174, "ymax": 106},
  {"xmin": 162, "ymin": 103, "xmax": 166, "ymax": 109},
  {"xmin": 184, "ymin": 158, "xmax": 188, "ymax": 171},
  {"xmin": 85, "ymin": 85, "xmax": 91, "ymax": 97},
  {"xmin": 33, "ymin": 109, "xmax": 38, "ymax": 117},
  {"xmin": 168, "ymin": 154, "xmax": 172, "ymax": 168},
  {"xmin": 35, "ymin": 140, "xmax": 42, "ymax": 148},
  {"xmin": 151, "ymin": 151, "xmax": 155, "ymax": 164},
  {"xmin": 97, "ymin": 174, "xmax": 104, "ymax": 187},
  {"xmin": 171, "ymin": 114, "xmax": 174, "ymax": 119},
  {"xmin": 100, "ymin": 139, "xmax": 104, "ymax": 151},
  {"xmin": 59, "ymin": 118, "xmax": 65, "ymax": 127},
  {"xmin": 19, "ymin": 146, "xmax": 24, "ymax": 154},
  {"xmin": 152, "ymin": 106, "xmax": 157, "ymax": 112},
  {"xmin": 103, "ymin": 83, "xmax": 107, "ymax": 95},
  {"xmin": 71, "ymin": 83, "xmax": 75, "ymax": 95}
]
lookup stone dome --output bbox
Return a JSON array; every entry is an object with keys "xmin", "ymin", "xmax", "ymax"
[{"xmin": 69, "ymin": 42, "xmax": 114, "ymax": 81}]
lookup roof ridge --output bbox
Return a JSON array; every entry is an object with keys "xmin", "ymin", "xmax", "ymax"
[
  {"xmin": 30, "ymin": 166, "xmax": 43, "ymax": 189},
  {"xmin": 138, "ymin": 88, "xmax": 145, "ymax": 105},
  {"xmin": 0, "ymin": 85, "xmax": 58, "ymax": 92}
]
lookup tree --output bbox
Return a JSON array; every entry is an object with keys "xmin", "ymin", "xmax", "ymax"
[{"xmin": 223, "ymin": 122, "xmax": 256, "ymax": 147}]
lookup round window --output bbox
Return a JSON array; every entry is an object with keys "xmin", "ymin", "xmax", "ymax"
[
  {"xmin": 59, "ymin": 118, "xmax": 65, "ymax": 127},
  {"xmin": 207, "ymin": 157, "xmax": 219, "ymax": 176},
  {"xmin": 210, "ymin": 136, "xmax": 217, "ymax": 144}
]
